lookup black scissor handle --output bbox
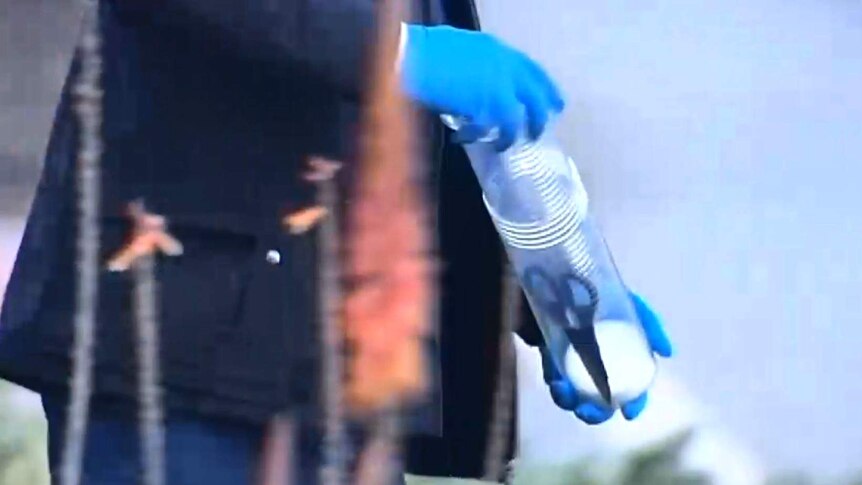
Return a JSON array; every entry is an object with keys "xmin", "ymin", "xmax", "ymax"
[{"xmin": 521, "ymin": 265, "xmax": 599, "ymax": 329}]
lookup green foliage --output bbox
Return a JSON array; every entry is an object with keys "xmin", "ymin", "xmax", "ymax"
[
  {"xmin": 407, "ymin": 429, "xmax": 711, "ymax": 485},
  {"xmin": 0, "ymin": 380, "xmax": 50, "ymax": 485},
  {"xmin": 616, "ymin": 429, "xmax": 710, "ymax": 485},
  {"xmin": 0, "ymin": 382, "xmax": 860, "ymax": 485},
  {"xmin": 511, "ymin": 459, "xmax": 605, "ymax": 485},
  {"xmin": 408, "ymin": 427, "xmax": 862, "ymax": 485}
]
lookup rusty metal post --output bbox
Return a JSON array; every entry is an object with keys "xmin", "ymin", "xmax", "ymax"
[
  {"xmin": 62, "ymin": 2, "xmax": 103, "ymax": 484},
  {"xmin": 483, "ymin": 262, "xmax": 522, "ymax": 482}
]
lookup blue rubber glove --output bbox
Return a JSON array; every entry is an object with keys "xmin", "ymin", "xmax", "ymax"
[
  {"xmin": 400, "ymin": 24, "xmax": 565, "ymax": 152},
  {"xmin": 540, "ymin": 292, "xmax": 673, "ymax": 425}
]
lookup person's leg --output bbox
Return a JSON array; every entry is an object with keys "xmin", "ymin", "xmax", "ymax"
[
  {"xmin": 164, "ymin": 410, "xmax": 264, "ymax": 485},
  {"xmin": 43, "ymin": 390, "xmax": 143, "ymax": 485},
  {"xmin": 42, "ymin": 390, "xmax": 265, "ymax": 485},
  {"xmin": 293, "ymin": 422, "xmax": 406, "ymax": 485}
]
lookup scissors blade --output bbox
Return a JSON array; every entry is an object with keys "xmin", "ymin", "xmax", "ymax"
[
  {"xmin": 562, "ymin": 275, "xmax": 612, "ymax": 405},
  {"xmin": 564, "ymin": 326, "xmax": 613, "ymax": 406},
  {"xmin": 521, "ymin": 267, "xmax": 613, "ymax": 405}
]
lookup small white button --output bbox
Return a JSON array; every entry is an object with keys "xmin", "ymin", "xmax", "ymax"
[{"xmin": 265, "ymin": 250, "xmax": 281, "ymax": 265}]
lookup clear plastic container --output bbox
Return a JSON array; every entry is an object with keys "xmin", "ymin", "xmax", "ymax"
[{"xmin": 442, "ymin": 115, "xmax": 657, "ymax": 407}]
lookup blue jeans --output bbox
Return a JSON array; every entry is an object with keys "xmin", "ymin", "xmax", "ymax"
[{"xmin": 41, "ymin": 391, "xmax": 405, "ymax": 485}]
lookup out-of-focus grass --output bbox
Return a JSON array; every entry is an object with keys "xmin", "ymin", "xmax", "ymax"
[
  {"xmin": 406, "ymin": 477, "xmax": 490, "ymax": 485},
  {"xmin": 405, "ymin": 461, "xmax": 648, "ymax": 485},
  {"xmin": 405, "ymin": 427, "xmax": 681, "ymax": 485},
  {"xmin": 407, "ymin": 431, "xmax": 708, "ymax": 485},
  {"xmin": 0, "ymin": 381, "xmax": 858, "ymax": 485},
  {"xmin": 0, "ymin": 392, "xmax": 710, "ymax": 485},
  {"xmin": 0, "ymin": 380, "xmax": 49, "ymax": 485}
]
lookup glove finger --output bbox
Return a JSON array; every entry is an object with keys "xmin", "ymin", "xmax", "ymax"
[
  {"xmin": 451, "ymin": 122, "xmax": 492, "ymax": 145},
  {"xmin": 520, "ymin": 54, "xmax": 565, "ymax": 113},
  {"xmin": 574, "ymin": 402, "xmax": 615, "ymax": 425},
  {"xmin": 516, "ymin": 80, "xmax": 551, "ymax": 141},
  {"xmin": 630, "ymin": 291, "xmax": 673, "ymax": 358},
  {"xmin": 492, "ymin": 100, "xmax": 524, "ymax": 152},
  {"xmin": 540, "ymin": 346, "xmax": 564, "ymax": 383},
  {"xmin": 491, "ymin": 94, "xmax": 524, "ymax": 152},
  {"xmin": 548, "ymin": 379, "xmax": 580, "ymax": 410},
  {"xmin": 621, "ymin": 392, "xmax": 649, "ymax": 420},
  {"xmin": 495, "ymin": 127, "xmax": 517, "ymax": 152}
]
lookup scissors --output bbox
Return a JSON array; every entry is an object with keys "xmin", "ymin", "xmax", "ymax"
[{"xmin": 521, "ymin": 265, "xmax": 613, "ymax": 406}]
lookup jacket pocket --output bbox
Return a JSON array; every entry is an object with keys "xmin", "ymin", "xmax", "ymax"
[
  {"xmin": 36, "ymin": 219, "xmax": 256, "ymax": 387},
  {"xmin": 155, "ymin": 227, "xmax": 255, "ymax": 374}
]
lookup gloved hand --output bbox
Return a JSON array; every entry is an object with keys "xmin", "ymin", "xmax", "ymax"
[
  {"xmin": 540, "ymin": 291, "xmax": 673, "ymax": 425},
  {"xmin": 400, "ymin": 24, "xmax": 565, "ymax": 152}
]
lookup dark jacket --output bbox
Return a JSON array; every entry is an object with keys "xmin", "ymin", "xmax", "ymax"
[{"xmin": 0, "ymin": 0, "xmax": 543, "ymax": 479}]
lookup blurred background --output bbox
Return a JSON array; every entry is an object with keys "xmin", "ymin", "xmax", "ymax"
[{"xmin": 2, "ymin": 0, "xmax": 862, "ymax": 484}]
